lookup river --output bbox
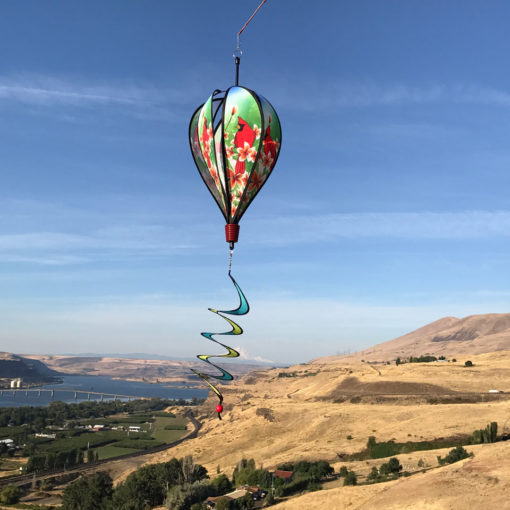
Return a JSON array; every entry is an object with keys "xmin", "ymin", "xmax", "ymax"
[{"xmin": 0, "ymin": 375, "xmax": 208, "ymax": 408}]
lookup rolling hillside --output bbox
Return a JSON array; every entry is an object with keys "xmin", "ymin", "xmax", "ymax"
[{"xmin": 318, "ymin": 313, "xmax": 510, "ymax": 363}]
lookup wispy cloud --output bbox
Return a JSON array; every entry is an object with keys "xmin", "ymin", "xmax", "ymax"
[
  {"xmin": 0, "ymin": 74, "xmax": 200, "ymax": 120},
  {"xmin": 248, "ymin": 210, "xmax": 510, "ymax": 245},
  {"xmin": 3, "ymin": 199, "xmax": 510, "ymax": 265},
  {"xmin": 266, "ymin": 78, "xmax": 510, "ymax": 112},
  {"xmin": 5, "ymin": 74, "xmax": 510, "ymax": 119}
]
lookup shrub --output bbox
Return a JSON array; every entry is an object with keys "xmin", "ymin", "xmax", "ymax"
[
  {"xmin": 464, "ymin": 360, "xmax": 473, "ymax": 367},
  {"xmin": 380, "ymin": 457, "xmax": 402, "ymax": 475},
  {"xmin": 367, "ymin": 466, "xmax": 379, "ymax": 482},
  {"xmin": 338, "ymin": 466, "xmax": 348, "ymax": 477},
  {"xmin": 343, "ymin": 470, "xmax": 357, "ymax": 486},
  {"xmin": 437, "ymin": 446, "xmax": 471, "ymax": 465},
  {"xmin": 0, "ymin": 485, "xmax": 20, "ymax": 505}
]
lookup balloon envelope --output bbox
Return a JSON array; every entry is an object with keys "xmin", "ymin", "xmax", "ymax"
[{"xmin": 189, "ymin": 86, "xmax": 281, "ymax": 225}]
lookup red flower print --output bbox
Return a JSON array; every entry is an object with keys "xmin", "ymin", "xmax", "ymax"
[
  {"xmin": 246, "ymin": 146, "xmax": 258, "ymax": 163},
  {"xmin": 262, "ymin": 152, "xmax": 274, "ymax": 168},
  {"xmin": 253, "ymin": 124, "xmax": 261, "ymax": 139},
  {"xmin": 226, "ymin": 145, "xmax": 235, "ymax": 159},
  {"xmin": 229, "ymin": 168, "xmax": 248, "ymax": 189},
  {"xmin": 231, "ymin": 105, "xmax": 238, "ymax": 115},
  {"xmin": 248, "ymin": 169, "xmax": 264, "ymax": 192},
  {"xmin": 237, "ymin": 142, "xmax": 252, "ymax": 162}
]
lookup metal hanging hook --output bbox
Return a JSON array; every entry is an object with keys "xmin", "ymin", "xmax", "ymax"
[{"xmin": 233, "ymin": 0, "xmax": 268, "ymax": 85}]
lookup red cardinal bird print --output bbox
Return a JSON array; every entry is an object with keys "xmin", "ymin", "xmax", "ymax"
[
  {"xmin": 233, "ymin": 116, "xmax": 256, "ymax": 176},
  {"xmin": 263, "ymin": 122, "xmax": 277, "ymax": 162}
]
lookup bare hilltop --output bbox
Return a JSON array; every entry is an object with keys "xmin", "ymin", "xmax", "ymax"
[{"xmin": 319, "ymin": 312, "xmax": 510, "ymax": 363}]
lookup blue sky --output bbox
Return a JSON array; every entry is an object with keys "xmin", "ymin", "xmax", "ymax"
[{"xmin": 1, "ymin": 1, "xmax": 510, "ymax": 363}]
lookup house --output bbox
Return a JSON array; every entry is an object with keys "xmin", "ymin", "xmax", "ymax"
[
  {"xmin": 128, "ymin": 426, "xmax": 142, "ymax": 433},
  {"xmin": 488, "ymin": 389, "xmax": 504, "ymax": 394},
  {"xmin": 92, "ymin": 424, "xmax": 105, "ymax": 431},
  {"xmin": 241, "ymin": 485, "xmax": 267, "ymax": 500},
  {"xmin": 35, "ymin": 433, "xmax": 56, "ymax": 439},
  {"xmin": 206, "ymin": 486, "xmax": 267, "ymax": 508},
  {"xmin": 273, "ymin": 470, "xmax": 293, "ymax": 482},
  {"xmin": 0, "ymin": 439, "xmax": 14, "ymax": 446}
]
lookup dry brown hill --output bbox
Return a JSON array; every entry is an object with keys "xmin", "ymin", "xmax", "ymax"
[
  {"xmin": 273, "ymin": 441, "xmax": 510, "ymax": 509},
  {"xmin": 22, "ymin": 354, "xmax": 264, "ymax": 385},
  {"xmin": 141, "ymin": 350, "xmax": 510, "ymax": 481},
  {"xmin": 318, "ymin": 313, "xmax": 510, "ymax": 363}
]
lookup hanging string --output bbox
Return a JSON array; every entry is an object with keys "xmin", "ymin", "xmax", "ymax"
[
  {"xmin": 234, "ymin": 0, "xmax": 268, "ymax": 85},
  {"xmin": 190, "ymin": 255, "xmax": 249, "ymax": 420}
]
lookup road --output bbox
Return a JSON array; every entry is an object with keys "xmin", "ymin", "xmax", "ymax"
[{"xmin": 0, "ymin": 410, "xmax": 201, "ymax": 488}]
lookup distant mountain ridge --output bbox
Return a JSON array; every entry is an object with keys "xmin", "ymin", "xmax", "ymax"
[
  {"xmin": 316, "ymin": 313, "xmax": 510, "ymax": 363},
  {"xmin": 0, "ymin": 352, "xmax": 60, "ymax": 383}
]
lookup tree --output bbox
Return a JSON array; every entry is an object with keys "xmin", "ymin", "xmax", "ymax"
[
  {"xmin": 343, "ymin": 470, "xmax": 357, "ymax": 486},
  {"xmin": 338, "ymin": 466, "xmax": 348, "ymax": 477},
  {"xmin": 367, "ymin": 466, "xmax": 379, "ymax": 482},
  {"xmin": 0, "ymin": 485, "xmax": 20, "ymax": 505},
  {"xmin": 380, "ymin": 457, "xmax": 402, "ymax": 475},
  {"xmin": 62, "ymin": 472, "xmax": 113, "ymax": 510},
  {"xmin": 211, "ymin": 474, "xmax": 232, "ymax": 495},
  {"xmin": 472, "ymin": 422, "xmax": 498, "ymax": 444},
  {"xmin": 165, "ymin": 480, "xmax": 213, "ymax": 510},
  {"xmin": 437, "ymin": 446, "xmax": 471, "ymax": 465},
  {"xmin": 465, "ymin": 360, "xmax": 473, "ymax": 367}
]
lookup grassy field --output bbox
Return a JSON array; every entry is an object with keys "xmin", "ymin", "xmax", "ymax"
[
  {"xmin": 95, "ymin": 445, "xmax": 139, "ymax": 460},
  {"xmin": 151, "ymin": 415, "xmax": 188, "ymax": 443}
]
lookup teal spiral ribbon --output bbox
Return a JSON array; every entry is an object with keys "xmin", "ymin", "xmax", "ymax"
[{"xmin": 191, "ymin": 271, "xmax": 249, "ymax": 419}]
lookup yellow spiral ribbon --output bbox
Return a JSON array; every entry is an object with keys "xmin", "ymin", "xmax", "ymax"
[{"xmin": 191, "ymin": 271, "xmax": 249, "ymax": 419}]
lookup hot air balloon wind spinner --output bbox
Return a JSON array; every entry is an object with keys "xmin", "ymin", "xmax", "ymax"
[{"xmin": 188, "ymin": 0, "xmax": 281, "ymax": 419}]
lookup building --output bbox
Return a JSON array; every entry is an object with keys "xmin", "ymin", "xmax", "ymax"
[
  {"xmin": 206, "ymin": 486, "xmax": 267, "ymax": 508},
  {"xmin": 273, "ymin": 470, "xmax": 293, "ymax": 482},
  {"xmin": 128, "ymin": 426, "xmax": 141, "ymax": 433},
  {"xmin": 10, "ymin": 378, "xmax": 22, "ymax": 389}
]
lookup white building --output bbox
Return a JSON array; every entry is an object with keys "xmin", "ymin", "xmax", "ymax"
[{"xmin": 10, "ymin": 378, "xmax": 22, "ymax": 389}]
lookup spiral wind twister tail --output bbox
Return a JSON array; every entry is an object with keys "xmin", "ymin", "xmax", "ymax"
[{"xmin": 191, "ymin": 270, "xmax": 249, "ymax": 419}]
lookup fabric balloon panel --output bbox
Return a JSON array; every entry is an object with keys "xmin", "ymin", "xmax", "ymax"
[
  {"xmin": 223, "ymin": 87, "xmax": 263, "ymax": 219},
  {"xmin": 198, "ymin": 96, "xmax": 225, "ymax": 209},
  {"xmin": 236, "ymin": 95, "xmax": 281, "ymax": 220},
  {"xmin": 189, "ymin": 108, "xmax": 227, "ymax": 217}
]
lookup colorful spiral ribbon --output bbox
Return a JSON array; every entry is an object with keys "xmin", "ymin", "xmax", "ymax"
[{"xmin": 191, "ymin": 271, "xmax": 249, "ymax": 419}]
